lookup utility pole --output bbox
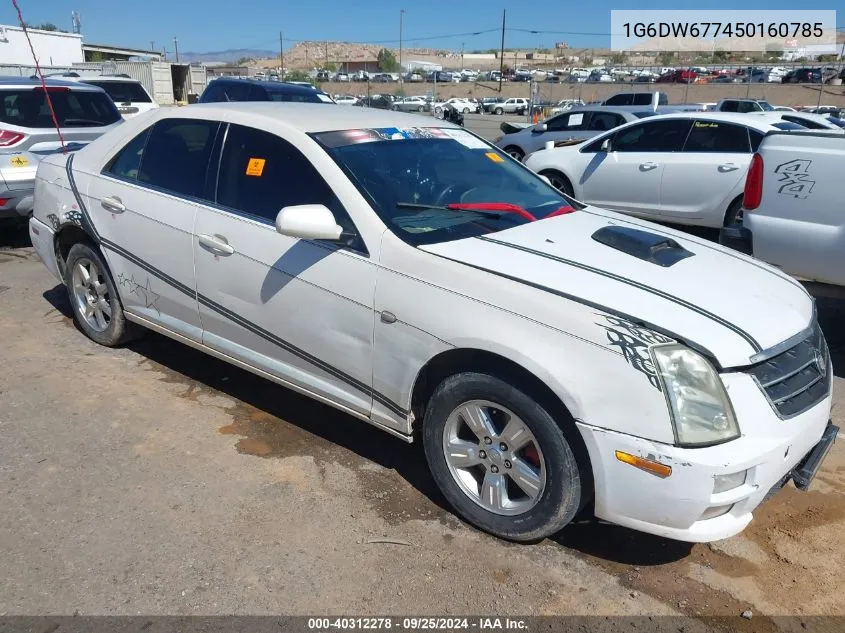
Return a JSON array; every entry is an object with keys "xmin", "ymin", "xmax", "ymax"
[
  {"xmin": 150, "ymin": 41, "xmax": 155, "ymax": 53},
  {"xmin": 173, "ymin": 36, "xmax": 179, "ymax": 63},
  {"xmin": 279, "ymin": 31, "xmax": 284, "ymax": 78},
  {"xmin": 325, "ymin": 41, "xmax": 329, "ymax": 70},
  {"xmin": 461, "ymin": 42, "xmax": 464, "ymax": 69},
  {"xmin": 498, "ymin": 9, "xmax": 506, "ymax": 93},
  {"xmin": 399, "ymin": 9, "xmax": 406, "ymax": 78}
]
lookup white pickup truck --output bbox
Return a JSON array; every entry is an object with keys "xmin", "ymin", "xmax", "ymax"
[{"xmin": 720, "ymin": 131, "xmax": 845, "ymax": 293}]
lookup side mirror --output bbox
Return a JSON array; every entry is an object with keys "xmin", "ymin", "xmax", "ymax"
[
  {"xmin": 600, "ymin": 138, "xmax": 612, "ymax": 152},
  {"xmin": 533, "ymin": 123, "xmax": 547, "ymax": 133},
  {"xmin": 275, "ymin": 204, "xmax": 343, "ymax": 241}
]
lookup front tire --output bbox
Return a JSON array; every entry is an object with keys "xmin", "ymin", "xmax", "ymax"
[
  {"xmin": 540, "ymin": 170, "xmax": 574, "ymax": 197},
  {"xmin": 64, "ymin": 242, "xmax": 140, "ymax": 347},
  {"xmin": 422, "ymin": 372, "xmax": 583, "ymax": 542},
  {"xmin": 495, "ymin": 107, "xmax": 504, "ymax": 115}
]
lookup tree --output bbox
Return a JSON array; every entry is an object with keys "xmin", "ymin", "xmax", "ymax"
[
  {"xmin": 35, "ymin": 23, "xmax": 58, "ymax": 31},
  {"xmin": 285, "ymin": 70, "xmax": 312, "ymax": 83},
  {"xmin": 377, "ymin": 48, "xmax": 400, "ymax": 72},
  {"xmin": 234, "ymin": 57, "xmax": 254, "ymax": 66},
  {"xmin": 657, "ymin": 52, "xmax": 674, "ymax": 66},
  {"xmin": 609, "ymin": 53, "xmax": 626, "ymax": 65}
]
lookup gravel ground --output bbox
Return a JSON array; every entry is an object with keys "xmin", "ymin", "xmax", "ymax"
[{"xmin": 1, "ymin": 225, "xmax": 843, "ymax": 628}]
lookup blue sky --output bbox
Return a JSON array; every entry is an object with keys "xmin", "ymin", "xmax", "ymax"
[{"xmin": 2, "ymin": 0, "xmax": 834, "ymax": 54}]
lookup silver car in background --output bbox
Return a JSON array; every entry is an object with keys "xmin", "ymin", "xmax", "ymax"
[
  {"xmin": 0, "ymin": 77, "xmax": 122, "ymax": 222},
  {"xmin": 392, "ymin": 96, "xmax": 430, "ymax": 113},
  {"xmin": 494, "ymin": 106, "xmax": 666, "ymax": 162}
]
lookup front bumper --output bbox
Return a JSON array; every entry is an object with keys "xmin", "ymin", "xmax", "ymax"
[{"xmin": 577, "ymin": 372, "xmax": 834, "ymax": 542}]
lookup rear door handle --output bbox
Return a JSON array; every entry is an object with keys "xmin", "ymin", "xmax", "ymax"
[
  {"xmin": 719, "ymin": 163, "xmax": 740, "ymax": 172},
  {"xmin": 198, "ymin": 233, "xmax": 235, "ymax": 256},
  {"xmin": 640, "ymin": 161, "xmax": 659, "ymax": 171},
  {"xmin": 101, "ymin": 196, "xmax": 126, "ymax": 213}
]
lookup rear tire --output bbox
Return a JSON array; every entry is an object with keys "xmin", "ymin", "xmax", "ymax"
[
  {"xmin": 64, "ymin": 242, "xmax": 142, "ymax": 347},
  {"xmin": 723, "ymin": 196, "xmax": 744, "ymax": 226},
  {"xmin": 540, "ymin": 170, "xmax": 574, "ymax": 197},
  {"xmin": 422, "ymin": 372, "xmax": 583, "ymax": 542},
  {"xmin": 495, "ymin": 107, "xmax": 504, "ymax": 115}
]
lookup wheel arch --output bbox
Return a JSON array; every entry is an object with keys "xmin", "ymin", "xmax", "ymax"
[
  {"xmin": 53, "ymin": 224, "xmax": 98, "ymax": 278},
  {"xmin": 537, "ymin": 167, "xmax": 576, "ymax": 195},
  {"xmin": 409, "ymin": 346, "xmax": 594, "ymax": 499}
]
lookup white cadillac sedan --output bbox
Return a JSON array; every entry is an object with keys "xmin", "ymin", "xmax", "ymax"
[
  {"xmin": 29, "ymin": 104, "xmax": 835, "ymax": 543},
  {"xmin": 524, "ymin": 112, "xmax": 811, "ymax": 228}
]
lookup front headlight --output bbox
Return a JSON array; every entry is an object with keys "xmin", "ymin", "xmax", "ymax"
[{"xmin": 652, "ymin": 344, "xmax": 740, "ymax": 447}]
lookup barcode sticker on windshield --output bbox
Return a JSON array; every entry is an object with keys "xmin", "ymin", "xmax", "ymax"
[{"xmin": 441, "ymin": 128, "xmax": 489, "ymax": 149}]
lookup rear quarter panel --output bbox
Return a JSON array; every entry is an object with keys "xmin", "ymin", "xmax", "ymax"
[{"xmin": 746, "ymin": 133, "xmax": 845, "ymax": 286}]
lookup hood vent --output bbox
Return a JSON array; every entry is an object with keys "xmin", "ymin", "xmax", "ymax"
[{"xmin": 592, "ymin": 225, "xmax": 694, "ymax": 267}]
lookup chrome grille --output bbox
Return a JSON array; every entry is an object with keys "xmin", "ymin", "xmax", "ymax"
[{"xmin": 747, "ymin": 322, "xmax": 831, "ymax": 418}]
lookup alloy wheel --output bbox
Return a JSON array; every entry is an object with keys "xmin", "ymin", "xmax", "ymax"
[
  {"xmin": 442, "ymin": 400, "xmax": 546, "ymax": 516},
  {"xmin": 71, "ymin": 258, "xmax": 112, "ymax": 332}
]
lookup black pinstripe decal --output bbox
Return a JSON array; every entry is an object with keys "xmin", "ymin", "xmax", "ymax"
[
  {"xmin": 63, "ymin": 158, "xmax": 409, "ymax": 418},
  {"xmin": 477, "ymin": 235, "xmax": 762, "ymax": 353}
]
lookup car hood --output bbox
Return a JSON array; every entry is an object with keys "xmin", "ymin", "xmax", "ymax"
[{"xmin": 420, "ymin": 206, "xmax": 813, "ymax": 368}]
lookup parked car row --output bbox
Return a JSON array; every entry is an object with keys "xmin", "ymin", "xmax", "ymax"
[{"xmin": 24, "ymin": 99, "xmax": 837, "ymax": 549}]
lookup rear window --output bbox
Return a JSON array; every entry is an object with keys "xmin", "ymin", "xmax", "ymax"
[
  {"xmin": 772, "ymin": 121, "xmax": 807, "ymax": 131},
  {"xmin": 0, "ymin": 88, "xmax": 120, "ymax": 128},
  {"xmin": 84, "ymin": 81, "xmax": 152, "ymax": 104},
  {"xmin": 266, "ymin": 88, "xmax": 331, "ymax": 103}
]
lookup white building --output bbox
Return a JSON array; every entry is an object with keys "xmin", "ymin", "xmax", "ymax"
[
  {"xmin": 0, "ymin": 24, "xmax": 83, "ymax": 66},
  {"xmin": 403, "ymin": 60, "xmax": 442, "ymax": 72}
]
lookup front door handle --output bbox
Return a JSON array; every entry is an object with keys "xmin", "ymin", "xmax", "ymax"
[
  {"xmin": 719, "ymin": 163, "xmax": 740, "ymax": 172},
  {"xmin": 101, "ymin": 196, "xmax": 126, "ymax": 213},
  {"xmin": 198, "ymin": 233, "xmax": 235, "ymax": 256},
  {"xmin": 640, "ymin": 161, "xmax": 659, "ymax": 171}
]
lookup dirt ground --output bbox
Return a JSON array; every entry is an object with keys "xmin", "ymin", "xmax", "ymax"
[{"xmin": 1, "ymin": 226, "xmax": 843, "ymax": 628}]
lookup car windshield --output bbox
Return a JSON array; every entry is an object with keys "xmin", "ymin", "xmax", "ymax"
[
  {"xmin": 84, "ymin": 80, "xmax": 152, "ymax": 103},
  {"xmin": 757, "ymin": 101, "xmax": 774, "ymax": 111},
  {"xmin": 314, "ymin": 127, "xmax": 572, "ymax": 246},
  {"xmin": 0, "ymin": 88, "xmax": 121, "ymax": 127}
]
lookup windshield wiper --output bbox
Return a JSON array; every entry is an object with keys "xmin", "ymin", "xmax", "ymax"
[{"xmin": 396, "ymin": 201, "xmax": 537, "ymax": 222}]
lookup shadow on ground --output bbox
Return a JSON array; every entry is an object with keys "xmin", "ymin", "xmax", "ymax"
[{"xmin": 0, "ymin": 221, "xmax": 30, "ymax": 249}]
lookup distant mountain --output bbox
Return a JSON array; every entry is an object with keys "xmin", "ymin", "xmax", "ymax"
[{"xmin": 177, "ymin": 49, "xmax": 276, "ymax": 64}]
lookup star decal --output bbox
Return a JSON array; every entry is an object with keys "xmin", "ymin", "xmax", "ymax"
[{"xmin": 116, "ymin": 273, "xmax": 160, "ymax": 315}]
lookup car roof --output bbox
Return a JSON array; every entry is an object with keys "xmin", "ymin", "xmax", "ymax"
[
  {"xmin": 208, "ymin": 78, "xmax": 320, "ymax": 94},
  {"xmin": 0, "ymin": 75, "xmax": 103, "ymax": 91},
  {"xmin": 81, "ymin": 75, "xmax": 142, "ymax": 83},
  {"xmin": 184, "ymin": 102, "xmax": 459, "ymax": 133},
  {"xmin": 637, "ymin": 111, "xmax": 793, "ymax": 131}
]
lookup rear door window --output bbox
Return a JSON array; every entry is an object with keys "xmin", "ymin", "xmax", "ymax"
[
  {"xmin": 683, "ymin": 120, "xmax": 751, "ymax": 153},
  {"xmin": 138, "ymin": 118, "xmax": 220, "ymax": 198},
  {"xmin": 0, "ymin": 88, "xmax": 120, "ymax": 127},
  {"xmin": 587, "ymin": 112, "xmax": 625, "ymax": 132},
  {"xmin": 104, "ymin": 127, "xmax": 152, "ymax": 180},
  {"xmin": 611, "ymin": 119, "xmax": 692, "ymax": 152}
]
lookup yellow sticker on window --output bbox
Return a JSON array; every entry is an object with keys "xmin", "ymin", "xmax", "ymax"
[
  {"xmin": 485, "ymin": 152, "xmax": 504, "ymax": 163},
  {"xmin": 9, "ymin": 155, "xmax": 28, "ymax": 168},
  {"xmin": 245, "ymin": 157, "xmax": 266, "ymax": 176}
]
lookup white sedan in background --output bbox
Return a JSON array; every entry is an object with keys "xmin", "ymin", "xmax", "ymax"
[
  {"xmin": 524, "ymin": 112, "xmax": 813, "ymax": 228},
  {"xmin": 28, "ymin": 104, "xmax": 834, "ymax": 544},
  {"xmin": 432, "ymin": 98, "xmax": 477, "ymax": 115}
]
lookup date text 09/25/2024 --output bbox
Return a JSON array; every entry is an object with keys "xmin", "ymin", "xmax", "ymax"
[{"xmin": 307, "ymin": 618, "xmax": 528, "ymax": 630}]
